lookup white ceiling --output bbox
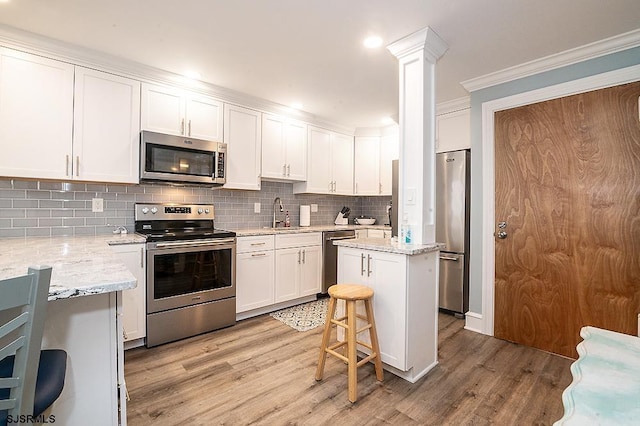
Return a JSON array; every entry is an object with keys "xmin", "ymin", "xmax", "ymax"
[{"xmin": 0, "ymin": 0, "xmax": 639, "ymax": 129}]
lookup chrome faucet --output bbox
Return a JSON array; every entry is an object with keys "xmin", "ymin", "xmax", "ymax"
[{"xmin": 273, "ymin": 197, "xmax": 284, "ymax": 228}]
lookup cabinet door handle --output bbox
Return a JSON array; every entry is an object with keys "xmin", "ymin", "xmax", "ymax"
[
  {"xmin": 251, "ymin": 253, "xmax": 267, "ymax": 257},
  {"xmin": 361, "ymin": 253, "xmax": 366, "ymax": 276},
  {"xmin": 355, "ymin": 182, "xmax": 358, "ymax": 194},
  {"xmin": 328, "ymin": 181, "xmax": 332, "ymax": 192},
  {"xmin": 181, "ymin": 118, "xmax": 185, "ymax": 135},
  {"xmin": 302, "ymin": 249, "xmax": 306, "ymax": 264},
  {"xmin": 250, "ymin": 242, "xmax": 266, "ymax": 246},
  {"xmin": 140, "ymin": 247, "xmax": 144, "ymax": 268},
  {"xmin": 76, "ymin": 156, "xmax": 80, "ymax": 176},
  {"xmin": 287, "ymin": 164, "xmax": 291, "ymax": 176},
  {"xmin": 283, "ymin": 164, "xmax": 287, "ymax": 176},
  {"xmin": 188, "ymin": 119, "xmax": 192, "ymax": 136},
  {"xmin": 65, "ymin": 155, "xmax": 70, "ymax": 176},
  {"xmin": 298, "ymin": 250, "xmax": 301, "ymax": 264},
  {"xmin": 367, "ymin": 254, "xmax": 372, "ymax": 277},
  {"xmin": 379, "ymin": 183, "xmax": 382, "ymax": 194}
]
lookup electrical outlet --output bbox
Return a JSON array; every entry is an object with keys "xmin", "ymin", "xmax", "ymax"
[
  {"xmin": 311, "ymin": 204, "xmax": 318, "ymax": 213},
  {"xmin": 92, "ymin": 198, "xmax": 104, "ymax": 213},
  {"xmin": 254, "ymin": 202, "xmax": 261, "ymax": 213}
]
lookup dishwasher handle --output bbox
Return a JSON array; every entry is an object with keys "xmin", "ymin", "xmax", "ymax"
[{"xmin": 327, "ymin": 235, "xmax": 356, "ymax": 241}]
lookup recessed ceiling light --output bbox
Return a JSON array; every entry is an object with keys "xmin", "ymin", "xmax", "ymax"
[
  {"xmin": 363, "ymin": 36, "xmax": 383, "ymax": 49},
  {"xmin": 290, "ymin": 102, "xmax": 303, "ymax": 110},
  {"xmin": 183, "ymin": 70, "xmax": 201, "ymax": 80}
]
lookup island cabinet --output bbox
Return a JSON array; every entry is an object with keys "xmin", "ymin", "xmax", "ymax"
[
  {"xmin": 223, "ymin": 104, "xmax": 262, "ymax": 190},
  {"xmin": 236, "ymin": 235, "xmax": 276, "ymax": 312},
  {"xmin": 261, "ymin": 113, "xmax": 307, "ymax": 181},
  {"xmin": 337, "ymin": 245, "xmax": 439, "ymax": 382},
  {"xmin": 275, "ymin": 233, "xmax": 322, "ymax": 302},
  {"xmin": 141, "ymin": 82, "xmax": 223, "ymax": 141},
  {"xmin": 0, "ymin": 47, "xmax": 140, "ymax": 183},
  {"xmin": 293, "ymin": 126, "xmax": 353, "ymax": 195}
]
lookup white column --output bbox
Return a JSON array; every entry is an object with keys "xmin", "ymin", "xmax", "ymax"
[{"xmin": 387, "ymin": 28, "xmax": 447, "ymax": 245}]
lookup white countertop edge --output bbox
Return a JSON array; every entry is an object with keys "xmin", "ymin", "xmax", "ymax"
[{"xmin": 333, "ymin": 237, "xmax": 445, "ymax": 255}]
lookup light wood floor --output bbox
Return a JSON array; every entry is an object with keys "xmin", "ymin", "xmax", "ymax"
[{"xmin": 125, "ymin": 312, "xmax": 573, "ymax": 425}]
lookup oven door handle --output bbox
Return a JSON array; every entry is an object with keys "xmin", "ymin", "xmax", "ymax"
[{"xmin": 153, "ymin": 238, "xmax": 236, "ymax": 249}]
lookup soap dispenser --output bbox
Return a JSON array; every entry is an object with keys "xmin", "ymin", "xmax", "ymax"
[{"xmin": 284, "ymin": 211, "xmax": 291, "ymax": 227}]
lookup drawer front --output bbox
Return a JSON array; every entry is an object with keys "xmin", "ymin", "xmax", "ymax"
[
  {"xmin": 237, "ymin": 235, "xmax": 275, "ymax": 253},
  {"xmin": 275, "ymin": 232, "xmax": 322, "ymax": 249}
]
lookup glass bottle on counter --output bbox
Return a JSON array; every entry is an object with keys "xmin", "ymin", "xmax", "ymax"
[{"xmin": 284, "ymin": 211, "xmax": 291, "ymax": 227}]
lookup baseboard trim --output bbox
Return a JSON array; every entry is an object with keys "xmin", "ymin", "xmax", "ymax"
[{"xmin": 464, "ymin": 311, "xmax": 484, "ymax": 334}]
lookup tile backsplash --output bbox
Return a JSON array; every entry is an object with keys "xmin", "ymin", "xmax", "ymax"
[{"xmin": 0, "ymin": 178, "xmax": 391, "ymax": 238}]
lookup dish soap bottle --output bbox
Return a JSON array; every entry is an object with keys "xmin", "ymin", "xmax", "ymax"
[{"xmin": 284, "ymin": 211, "xmax": 291, "ymax": 227}]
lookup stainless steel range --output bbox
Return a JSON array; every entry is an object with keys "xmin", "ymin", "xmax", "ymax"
[{"xmin": 135, "ymin": 203, "xmax": 236, "ymax": 347}]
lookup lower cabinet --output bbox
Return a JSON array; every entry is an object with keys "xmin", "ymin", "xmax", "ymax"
[
  {"xmin": 274, "ymin": 244, "xmax": 322, "ymax": 302},
  {"xmin": 236, "ymin": 232, "xmax": 322, "ymax": 317},
  {"xmin": 337, "ymin": 247, "xmax": 407, "ymax": 369},
  {"xmin": 111, "ymin": 243, "xmax": 146, "ymax": 343},
  {"xmin": 337, "ymin": 245, "xmax": 439, "ymax": 382},
  {"xmin": 236, "ymin": 235, "xmax": 275, "ymax": 313}
]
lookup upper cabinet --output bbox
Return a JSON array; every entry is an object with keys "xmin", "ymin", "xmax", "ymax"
[
  {"xmin": 261, "ymin": 114, "xmax": 307, "ymax": 181},
  {"xmin": 0, "ymin": 47, "xmax": 74, "ymax": 180},
  {"xmin": 0, "ymin": 48, "xmax": 140, "ymax": 183},
  {"xmin": 141, "ymin": 82, "xmax": 223, "ymax": 142},
  {"xmin": 294, "ymin": 126, "xmax": 353, "ymax": 195},
  {"xmin": 223, "ymin": 104, "xmax": 262, "ymax": 190},
  {"xmin": 73, "ymin": 67, "xmax": 141, "ymax": 183},
  {"xmin": 353, "ymin": 127, "xmax": 399, "ymax": 196},
  {"xmin": 436, "ymin": 108, "xmax": 471, "ymax": 153}
]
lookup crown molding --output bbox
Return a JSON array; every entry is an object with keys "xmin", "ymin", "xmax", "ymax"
[
  {"xmin": 436, "ymin": 97, "xmax": 470, "ymax": 115},
  {"xmin": 0, "ymin": 23, "xmax": 355, "ymax": 135},
  {"xmin": 462, "ymin": 28, "xmax": 640, "ymax": 93},
  {"xmin": 387, "ymin": 26, "xmax": 448, "ymax": 63}
]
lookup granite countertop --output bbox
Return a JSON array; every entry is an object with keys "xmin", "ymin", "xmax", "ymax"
[
  {"xmin": 0, "ymin": 234, "xmax": 145, "ymax": 301},
  {"xmin": 333, "ymin": 237, "xmax": 444, "ymax": 255},
  {"xmin": 235, "ymin": 224, "xmax": 391, "ymax": 237}
]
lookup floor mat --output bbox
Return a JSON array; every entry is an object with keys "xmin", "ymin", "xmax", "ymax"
[{"xmin": 269, "ymin": 298, "xmax": 328, "ymax": 331}]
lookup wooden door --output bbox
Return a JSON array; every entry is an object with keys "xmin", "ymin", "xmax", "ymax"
[{"xmin": 494, "ymin": 81, "xmax": 640, "ymax": 358}]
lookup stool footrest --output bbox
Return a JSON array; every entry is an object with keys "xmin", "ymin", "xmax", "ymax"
[{"xmin": 356, "ymin": 352, "xmax": 378, "ymax": 367}]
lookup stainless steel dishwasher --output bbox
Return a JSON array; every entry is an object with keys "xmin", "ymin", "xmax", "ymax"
[{"xmin": 322, "ymin": 230, "xmax": 356, "ymax": 293}]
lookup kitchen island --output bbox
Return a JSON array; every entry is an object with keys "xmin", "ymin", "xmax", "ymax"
[
  {"xmin": 0, "ymin": 234, "xmax": 143, "ymax": 426},
  {"xmin": 334, "ymin": 237, "xmax": 443, "ymax": 383}
]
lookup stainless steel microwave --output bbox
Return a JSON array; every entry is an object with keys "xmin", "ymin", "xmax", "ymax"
[{"xmin": 140, "ymin": 131, "xmax": 226, "ymax": 186}]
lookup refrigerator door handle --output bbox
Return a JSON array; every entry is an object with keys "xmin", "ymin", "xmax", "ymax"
[{"xmin": 440, "ymin": 255, "xmax": 460, "ymax": 261}]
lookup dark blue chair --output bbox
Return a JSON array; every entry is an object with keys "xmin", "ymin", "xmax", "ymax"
[{"xmin": 0, "ymin": 266, "xmax": 67, "ymax": 425}]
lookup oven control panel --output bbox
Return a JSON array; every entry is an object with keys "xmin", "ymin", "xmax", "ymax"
[{"xmin": 135, "ymin": 203, "xmax": 215, "ymax": 220}]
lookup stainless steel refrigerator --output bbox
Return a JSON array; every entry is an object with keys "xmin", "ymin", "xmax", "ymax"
[{"xmin": 435, "ymin": 150, "xmax": 470, "ymax": 316}]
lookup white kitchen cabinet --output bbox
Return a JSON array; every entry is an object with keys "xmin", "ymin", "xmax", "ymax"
[
  {"xmin": 236, "ymin": 235, "xmax": 275, "ymax": 313},
  {"xmin": 436, "ymin": 108, "xmax": 471, "ymax": 153},
  {"xmin": 262, "ymin": 113, "xmax": 307, "ymax": 181},
  {"xmin": 337, "ymin": 245, "xmax": 439, "ymax": 382},
  {"xmin": 293, "ymin": 126, "xmax": 353, "ymax": 195},
  {"xmin": 141, "ymin": 82, "xmax": 223, "ymax": 141},
  {"xmin": 354, "ymin": 136, "xmax": 380, "ymax": 195},
  {"xmin": 0, "ymin": 48, "xmax": 141, "ymax": 183},
  {"xmin": 379, "ymin": 129, "xmax": 399, "ymax": 195},
  {"xmin": 0, "ymin": 47, "xmax": 74, "ymax": 180},
  {"xmin": 223, "ymin": 104, "xmax": 262, "ymax": 190},
  {"xmin": 337, "ymin": 247, "xmax": 408, "ymax": 369},
  {"xmin": 275, "ymin": 232, "xmax": 322, "ymax": 302},
  {"xmin": 354, "ymin": 128, "xmax": 398, "ymax": 196},
  {"xmin": 73, "ymin": 67, "xmax": 141, "ymax": 183},
  {"xmin": 112, "ymin": 243, "xmax": 146, "ymax": 344}
]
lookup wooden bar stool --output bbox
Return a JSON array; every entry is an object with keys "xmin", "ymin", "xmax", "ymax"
[{"xmin": 315, "ymin": 284, "xmax": 384, "ymax": 403}]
